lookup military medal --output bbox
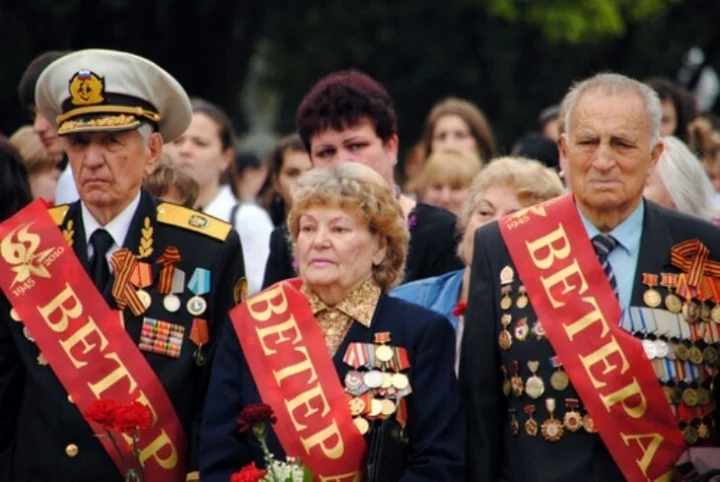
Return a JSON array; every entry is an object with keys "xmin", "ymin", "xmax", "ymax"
[
  {"xmin": 698, "ymin": 421, "xmax": 710, "ymax": 439},
  {"xmin": 509, "ymin": 408, "xmax": 519, "ymax": 436},
  {"xmin": 642, "ymin": 274, "xmax": 662, "ymax": 308},
  {"xmin": 531, "ymin": 321, "xmax": 545, "ymax": 340},
  {"xmin": 136, "ymin": 289, "xmax": 151, "ymax": 309},
  {"xmin": 129, "ymin": 261, "xmax": 153, "ymax": 310},
  {"xmin": 189, "ymin": 318, "xmax": 209, "ymax": 366},
  {"xmin": 549, "ymin": 356, "xmax": 569, "ymax": 391},
  {"xmin": 500, "ymin": 266, "xmax": 514, "ymax": 285},
  {"xmin": 187, "ymin": 268, "xmax": 211, "ymax": 316},
  {"xmin": 381, "ymin": 399, "xmax": 396, "ymax": 416},
  {"xmin": 37, "ymin": 353, "xmax": 48, "ymax": 366},
  {"xmin": 682, "ymin": 387, "xmax": 699, "ymax": 407},
  {"xmin": 653, "ymin": 339, "xmax": 669, "ymax": 358},
  {"xmin": 368, "ymin": 398, "xmax": 383, "ymax": 417},
  {"xmin": 563, "ymin": 399, "xmax": 582, "ymax": 432},
  {"xmin": 642, "ymin": 339, "xmax": 657, "ymax": 359},
  {"xmin": 374, "ymin": 332, "xmax": 393, "ymax": 363},
  {"xmin": 525, "ymin": 361, "xmax": 545, "ymax": 399},
  {"xmin": 363, "ymin": 370, "xmax": 384, "ymax": 389},
  {"xmin": 514, "ymin": 318, "xmax": 529, "ymax": 342},
  {"xmin": 697, "ymin": 386, "xmax": 710, "ymax": 406},
  {"xmin": 661, "ymin": 273, "xmax": 682, "ymax": 314},
  {"xmin": 688, "ymin": 345, "xmax": 704, "ymax": 365},
  {"xmin": 697, "ymin": 276, "xmax": 713, "ymax": 322},
  {"xmin": 500, "ymin": 286, "xmax": 512, "ymax": 311},
  {"xmin": 501, "ymin": 366, "xmax": 511, "ymax": 397},
  {"xmin": 499, "ymin": 314, "xmax": 513, "ymax": 351},
  {"xmin": 353, "ymin": 417, "xmax": 370, "ymax": 435},
  {"xmin": 509, "ymin": 361, "xmax": 524, "ymax": 397},
  {"xmin": 138, "ymin": 318, "xmax": 184, "ymax": 358},
  {"xmin": 524, "ymin": 405, "xmax": 538, "ymax": 436},
  {"xmin": 163, "ymin": 267, "xmax": 185, "ymax": 313},
  {"xmin": 540, "ymin": 398, "xmax": 563, "ymax": 442},
  {"xmin": 10, "ymin": 308, "xmax": 21, "ymax": 322},
  {"xmin": 23, "ymin": 326, "xmax": 35, "ymax": 343},
  {"xmin": 703, "ymin": 346, "xmax": 718, "ymax": 365},
  {"xmin": 391, "ymin": 373, "xmax": 409, "ymax": 391},
  {"xmin": 516, "ymin": 286, "xmax": 529, "ymax": 309},
  {"xmin": 344, "ymin": 370, "xmax": 367, "ymax": 396},
  {"xmin": 676, "ymin": 274, "xmax": 700, "ymax": 323},
  {"xmin": 683, "ymin": 424, "xmax": 699, "ymax": 445},
  {"xmin": 582, "ymin": 411, "xmax": 597, "ymax": 433},
  {"xmin": 156, "ymin": 247, "xmax": 182, "ymax": 312},
  {"xmin": 348, "ymin": 396, "xmax": 367, "ymax": 416}
]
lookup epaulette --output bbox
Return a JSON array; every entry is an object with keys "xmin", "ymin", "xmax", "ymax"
[
  {"xmin": 48, "ymin": 205, "xmax": 70, "ymax": 226},
  {"xmin": 156, "ymin": 203, "xmax": 232, "ymax": 242}
]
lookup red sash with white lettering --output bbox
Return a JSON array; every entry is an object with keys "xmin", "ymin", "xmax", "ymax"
[
  {"xmin": 230, "ymin": 278, "xmax": 367, "ymax": 481},
  {"xmin": 0, "ymin": 200, "xmax": 187, "ymax": 480},
  {"xmin": 499, "ymin": 193, "xmax": 685, "ymax": 482}
]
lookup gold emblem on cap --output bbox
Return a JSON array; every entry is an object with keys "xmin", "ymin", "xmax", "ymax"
[{"xmin": 69, "ymin": 70, "xmax": 105, "ymax": 106}]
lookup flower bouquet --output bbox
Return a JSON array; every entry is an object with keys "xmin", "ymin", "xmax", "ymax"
[
  {"xmin": 231, "ymin": 403, "xmax": 312, "ymax": 482},
  {"xmin": 84, "ymin": 399, "xmax": 153, "ymax": 482}
]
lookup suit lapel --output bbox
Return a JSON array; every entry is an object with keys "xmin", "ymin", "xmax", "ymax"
[
  {"xmin": 630, "ymin": 201, "xmax": 675, "ymax": 306},
  {"xmin": 63, "ymin": 201, "xmax": 89, "ymax": 269}
]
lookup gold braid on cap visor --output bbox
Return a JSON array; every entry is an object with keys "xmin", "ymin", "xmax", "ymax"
[{"xmin": 56, "ymin": 105, "xmax": 161, "ymax": 125}]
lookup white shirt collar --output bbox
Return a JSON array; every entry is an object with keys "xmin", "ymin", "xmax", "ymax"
[
  {"xmin": 202, "ymin": 185, "xmax": 237, "ymax": 222},
  {"xmin": 82, "ymin": 191, "xmax": 142, "ymax": 255}
]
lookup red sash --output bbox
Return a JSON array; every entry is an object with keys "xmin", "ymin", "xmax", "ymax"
[
  {"xmin": 230, "ymin": 278, "xmax": 367, "ymax": 481},
  {"xmin": 499, "ymin": 193, "xmax": 685, "ymax": 482},
  {"xmin": 0, "ymin": 200, "xmax": 187, "ymax": 480}
]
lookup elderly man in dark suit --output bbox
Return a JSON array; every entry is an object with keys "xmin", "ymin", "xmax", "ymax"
[{"xmin": 460, "ymin": 73, "xmax": 720, "ymax": 482}]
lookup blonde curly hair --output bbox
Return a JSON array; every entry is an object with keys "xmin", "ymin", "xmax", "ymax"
[{"xmin": 287, "ymin": 162, "xmax": 409, "ymax": 292}]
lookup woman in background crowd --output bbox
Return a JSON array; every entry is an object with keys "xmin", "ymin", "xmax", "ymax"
[
  {"xmin": 263, "ymin": 70, "xmax": 463, "ymax": 288},
  {"xmin": 644, "ymin": 136, "xmax": 717, "ymax": 222},
  {"xmin": 646, "ymin": 77, "xmax": 698, "ymax": 143},
  {"xmin": 165, "ymin": 97, "xmax": 273, "ymax": 295},
  {"xmin": 410, "ymin": 149, "xmax": 482, "ymax": 216},
  {"xmin": 9, "ymin": 125, "xmax": 63, "ymax": 204},
  {"xmin": 258, "ymin": 133, "xmax": 313, "ymax": 226},
  {"xmin": 0, "ymin": 136, "xmax": 33, "ymax": 221},
  {"xmin": 144, "ymin": 153, "xmax": 200, "ymax": 208},
  {"xmin": 392, "ymin": 157, "xmax": 564, "ymax": 369},
  {"xmin": 421, "ymin": 97, "xmax": 495, "ymax": 163}
]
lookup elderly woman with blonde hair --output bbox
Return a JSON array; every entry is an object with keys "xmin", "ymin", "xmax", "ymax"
[
  {"xmin": 644, "ymin": 135, "xmax": 718, "ymax": 221},
  {"xmin": 200, "ymin": 162, "xmax": 465, "ymax": 481},
  {"xmin": 392, "ymin": 157, "xmax": 564, "ymax": 367}
]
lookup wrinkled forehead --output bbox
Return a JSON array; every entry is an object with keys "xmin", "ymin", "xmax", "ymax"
[{"xmin": 570, "ymin": 89, "xmax": 651, "ymax": 137}]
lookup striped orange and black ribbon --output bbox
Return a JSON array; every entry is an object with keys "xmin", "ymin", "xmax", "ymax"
[
  {"xmin": 156, "ymin": 247, "xmax": 181, "ymax": 295},
  {"xmin": 110, "ymin": 249, "xmax": 145, "ymax": 316},
  {"xmin": 670, "ymin": 240, "xmax": 720, "ymax": 287}
]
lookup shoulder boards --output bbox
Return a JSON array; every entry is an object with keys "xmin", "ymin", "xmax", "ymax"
[
  {"xmin": 48, "ymin": 205, "xmax": 70, "ymax": 225},
  {"xmin": 156, "ymin": 203, "xmax": 232, "ymax": 242}
]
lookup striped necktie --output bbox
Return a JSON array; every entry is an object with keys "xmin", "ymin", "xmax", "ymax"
[{"xmin": 592, "ymin": 234, "xmax": 619, "ymax": 300}]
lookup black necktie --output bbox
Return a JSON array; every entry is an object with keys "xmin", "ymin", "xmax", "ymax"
[
  {"xmin": 592, "ymin": 234, "xmax": 619, "ymax": 300},
  {"xmin": 89, "ymin": 229, "xmax": 113, "ymax": 290}
]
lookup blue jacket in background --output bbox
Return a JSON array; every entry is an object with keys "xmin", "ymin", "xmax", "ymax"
[{"xmin": 390, "ymin": 269, "xmax": 464, "ymax": 330}]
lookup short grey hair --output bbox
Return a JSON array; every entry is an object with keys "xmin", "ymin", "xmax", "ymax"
[
  {"xmin": 137, "ymin": 122, "xmax": 155, "ymax": 142},
  {"xmin": 563, "ymin": 73, "xmax": 663, "ymax": 146},
  {"xmin": 656, "ymin": 136, "xmax": 717, "ymax": 221}
]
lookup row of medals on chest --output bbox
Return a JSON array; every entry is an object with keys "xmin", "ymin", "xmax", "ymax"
[{"xmin": 343, "ymin": 337, "xmax": 411, "ymax": 435}]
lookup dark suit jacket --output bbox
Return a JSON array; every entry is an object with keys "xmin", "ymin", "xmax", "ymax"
[
  {"xmin": 200, "ymin": 293, "xmax": 466, "ymax": 481},
  {"xmin": 459, "ymin": 200, "xmax": 720, "ymax": 482},
  {"xmin": 262, "ymin": 203, "xmax": 463, "ymax": 289},
  {"xmin": 0, "ymin": 190, "xmax": 245, "ymax": 482}
]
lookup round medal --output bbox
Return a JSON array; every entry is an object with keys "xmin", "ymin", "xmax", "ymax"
[
  {"xmin": 642, "ymin": 339, "xmax": 657, "ymax": 359},
  {"xmin": 353, "ymin": 417, "xmax": 370, "ymax": 435},
  {"xmin": 683, "ymin": 425, "xmax": 699, "ymax": 445},
  {"xmin": 502, "ymin": 378, "xmax": 511, "ymax": 397},
  {"xmin": 344, "ymin": 371, "xmax": 365, "ymax": 393},
  {"xmin": 391, "ymin": 373, "xmax": 409, "ymax": 391},
  {"xmin": 525, "ymin": 376, "xmax": 545, "ymax": 399},
  {"xmin": 666, "ymin": 342, "xmax": 677, "ymax": 361},
  {"xmin": 187, "ymin": 295, "xmax": 207, "ymax": 316},
  {"xmin": 193, "ymin": 349, "xmax": 207, "ymax": 366},
  {"xmin": 653, "ymin": 340, "xmax": 669, "ymax": 359},
  {"xmin": 381, "ymin": 373, "xmax": 393, "ymax": 389},
  {"xmin": 701, "ymin": 303, "xmax": 712, "ymax": 322},
  {"xmin": 348, "ymin": 397, "xmax": 366, "ymax": 416},
  {"xmin": 563, "ymin": 411, "xmax": 582, "ymax": 432},
  {"xmin": 712, "ymin": 304, "xmax": 720, "ymax": 324},
  {"xmin": 500, "ymin": 295, "xmax": 512, "ymax": 311},
  {"xmin": 381, "ymin": 399, "xmax": 396, "ymax": 416},
  {"xmin": 9, "ymin": 308, "xmax": 20, "ymax": 322},
  {"xmin": 682, "ymin": 388, "xmax": 699, "ymax": 407},
  {"xmin": 697, "ymin": 387, "xmax": 710, "ymax": 406},
  {"xmin": 703, "ymin": 346, "xmax": 718, "ymax": 365},
  {"xmin": 375, "ymin": 345, "xmax": 393, "ymax": 363},
  {"xmin": 643, "ymin": 288, "xmax": 662, "ymax": 308},
  {"xmin": 136, "ymin": 289, "xmax": 151, "ymax": 309},
  {"xmin": 689, "ymin": 346, "xmax": 704, "ymax": 365},
  {"xmin": 683, "ymin": 301, "xmax": 700, "ymax": 323},
  {"xmin": 369, "ymin": 398, "xmax": 383, "ymax": 417},
  {"xmin": 540, "ymin": 419, "xmax": 564, "ymax": 442},
  {"xmin": 498, "ymin": 330, "xmax": 513, "ymax": 351},
  {"xmin": 550, "ymin": 370, "xmax": 569, "ymax": 391},
  {"xmin": 582, "ymin": 413, "xmax": 597, "ymax": 433},
  {"xmin": 665, "ymin": 294, "xmax": 683, "ymax": 314},
  {"xmin": 674, "ymin": 344, "xmax": 689, "ymax": 361},
  {"xmin": 363, "ymin": 370, "xmax": 384, "ymax": 389},
  {"xmin": 516, "ymin": 294, "xmax": 528, "ymax": 310},
  {"xmin": 163, "ymin": 294, "xmax": 181, "ymax": 313},
  {"xmin": 525, "ymin": 418, "xmax": 538, "ymax": 437}
]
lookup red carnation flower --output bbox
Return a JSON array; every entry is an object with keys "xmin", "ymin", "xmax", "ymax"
[
  {"xmin": 451, "ymin": 301, "xmax": 467, "ymax": 317},
  {"xmin": 84, "ymin": 399, "xmax": 120, "ymax": 431},
  {"xmin": 237, "ymin": 403, "xmax": 277, "ymax": 434},
  {"xmin": 113, "ymin": 401, "xmax": 153, "ymax": 434},
  {"xmin": 230, "ymin": 462, "xmax": 267, "ymax": 482}
]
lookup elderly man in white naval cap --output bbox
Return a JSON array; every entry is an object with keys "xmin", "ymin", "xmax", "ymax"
[{"xmin": 0, "ymin": 49, "xmax": 245, "ymax": 482}]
